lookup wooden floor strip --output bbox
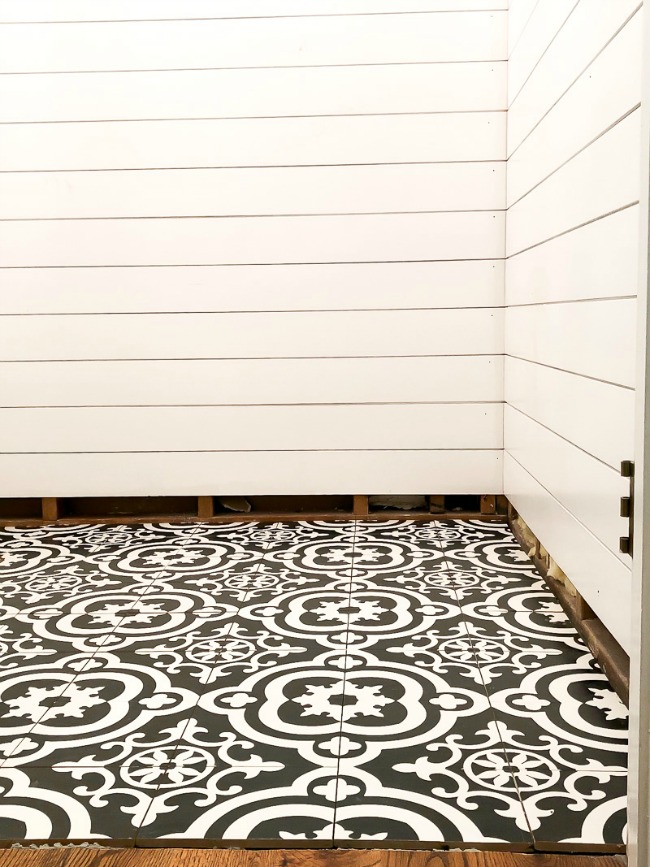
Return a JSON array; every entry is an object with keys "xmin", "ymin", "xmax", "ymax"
[{"xmin": 0, "ymin": 849, "xmax": 626, "ymax": 867}]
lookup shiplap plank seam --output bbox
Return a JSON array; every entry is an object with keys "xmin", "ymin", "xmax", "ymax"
[
  {"xmin": 504, "ymin": 453, "xmax": 631, "ymax": 649},
  {"xmin": 506, "ymin": 296, "xmax": 636, "ymax": 308},
  {"xmin": 3, "ymin": 62, "xmax": 507, "ymax": 76},
  {"xmin": 507, "ymin": 403, "xmax": 618, "ymax": 472},
  {"xmin": 505, "ymin": 356, "xmax": 635, "ymax": 392},
  {"xmin": 506, "ymin": 14, "xmax": 642, "ymax": 204},
  {"xmin": 506, "ymin": 201, "xmax": 639, "ymax": 260},
  {"xmin": 506, "ymin": 451, "xmax": 620, "ymax": 554},
  {"xmin": 0, "ymin": 0, "xmax": 508, "ymax": 21},
  {"xmin": 0, "ymin": 355, "xmax": 503, "ymax": 361},
  {"xmin": 0, "ymin": 449, "xmax": 503, "ymax": 454},
  {"xmin": 0, "ymin": 111, "xmax": 509, "ymax": 126},
  {"xmin": 508, "ymin": 1, "xmax": 642, "ymax": 159},
  {"xmin": 508, "ymin": 104, "xmax": 640, "ymax": 210},
  {"xmin": 0, "ymin": 12, "xmax": 510, "ymax": 23},
  {"xmin": 507, "ymin": 0, "xmax": 541, "ymax": 58},
  {"xmin": 508, "ymin": 0, "xmax": 580, "ymax": 108}
]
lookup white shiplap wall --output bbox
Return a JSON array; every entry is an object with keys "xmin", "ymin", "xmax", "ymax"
[
  {"xmin": 0, "ymin": 0, "xmax": 507, "ymax": 497},
  {"xmin": 504, "ymin": 0, "xmax": 642, "ymax": 652}
]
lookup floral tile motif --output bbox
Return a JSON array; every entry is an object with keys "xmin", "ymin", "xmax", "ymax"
[
  {"xmin": 334, "ymin": 710, "xmax": 532, "ymax": 847},
  {"xmin": 0, "ymin": 764, "xmax": 153, "ymax": 842},
  {"xmin": 137, "ymin": 765, "xmax": 338, "ymax": 844},
  {"xmin": 0, "ymin": 519, "xmax": 627, "ymax": 849}
]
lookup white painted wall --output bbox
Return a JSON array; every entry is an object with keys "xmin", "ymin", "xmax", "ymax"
[
  {"xmin": 504, "ymin": 0, "xmax": 643, "ymax": 652},
  {"xmin": 0, "ymin": 0, "xmax": 507, "ymax": 498}
]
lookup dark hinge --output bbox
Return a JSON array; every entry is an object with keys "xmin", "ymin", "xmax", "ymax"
[{"xmin": 620, "ymin": 460, "xmax": 635, "ymax": 556}]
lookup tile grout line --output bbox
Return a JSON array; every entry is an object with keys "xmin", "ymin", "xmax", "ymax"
[
  {"xmin": 437, "ymin": 520, "xmax": 538, "ymax": 846},
  {"xmin": 331, "ymin": 516, "xmax": 360, "ymax": 845},
  {"xmin": 0, "ymin": 521, "xmax": 173, "ymax": 766},
  {"xmin": 135, "ymin": 518, "xmax": 271, "ymax": 841},
  {"xmin": 0, "ymin": 517, "xmax": 627, "ymax": 846}
]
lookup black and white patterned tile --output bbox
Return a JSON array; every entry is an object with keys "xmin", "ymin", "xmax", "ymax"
[
  {"xmin": 0, "ymin": 519, "xmax": 628, "ymax": 849},
  {"xmin": 437, "ymin": 522, "xmax": 628, "ymax": 850}
]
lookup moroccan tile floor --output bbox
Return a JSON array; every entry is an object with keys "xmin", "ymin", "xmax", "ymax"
[{"xmin": 0, "ymin": 519, "xmax": 628, "ymax": 850}]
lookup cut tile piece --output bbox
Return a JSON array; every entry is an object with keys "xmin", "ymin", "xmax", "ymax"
[
  {"xmin": 0, "ymin": 764, "xmax": 154, "ymax": 843},
  {"xmin": 137, "ymin": 765, "xmax": 337, "ymax": 845},
  {"xmin": 334, "ymin": 707, "xmax": 532, "ymax": 847},
  {"xmin": 487, "ymin": 661, "xmax": 628, "ymax": 850}
]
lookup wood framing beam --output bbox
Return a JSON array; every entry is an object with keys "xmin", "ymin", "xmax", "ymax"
[{"xmin": 41, "ymin": 497, "xmax": 59, "ymax": 522}]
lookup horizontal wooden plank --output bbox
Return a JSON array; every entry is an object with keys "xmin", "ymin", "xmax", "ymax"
[
  {"xmin": 0, "ymin": 356, "xmax": 504, "ymax": 407},
  {"xmin": 506, "ymin": 299, "xmax": 636, "ymax": 388},
  {"xmin": 0, "ymin": 112, "xmax": 507, "ymax": 172},
  {"xmin": 505, "ymin": 405, "xmax": 628, "ymax": 562},
  {"xmin": 1, "ymin": 13, "xmax": 506, "ymax": 73},
  {"xmin": 0, "ymin": 450, "xmax": 504, "ymax": 497},
  {"xmin": 507, "ymin": 12, "xmax": 642, "ymax": 206},
  {"xmin": 506, "ymin": 111, "xmax": 640, "ymax": 256},
  {"xmin": 0, "ymin": 848, "xmax": 625, "ymax": 867},
  {"xmin": 508, "ymin": 0, "xmax": 579, "ymax": 105},
  {"xmin": 507, "ymin": 0, "xmax": 640, "ymax": 156},
  {"xmin": 0, "ymin": 260, "xmax": 505, "ymax": 313},
  {"xmin": 505, "ymin": 205, "xmax": 639, "ymax": 305},
  {"xmin": 505, "ymin": 357, "xmax": 634, "ymax": 470},
  {"xmin": 0, "ymin": 0, "xmax": 509, "ymax": 23},
  {"xmin": 0, "ymin": 404, "xmax": 503, "ymax": 452},
  {"xmin": 0, "ymin": 63, "xmax": 508, "ymax": 123},
  {"xmin": 507, "ymin": 0, "xmax": 538, "ymax": 55},
  {"xmin": 0, "ymin": 162, "xmax": 506, "ymax": 219},
  {"xmin": 0, "ymin": 308, "xmax": 504, "ymax": 360},
  {"xmin": 504, "ymin": 452, "xmax": 631, "ymax": 652},
  {"xmin": 0, "ymin": 212, "xmax": 505, "ymax": 267}
]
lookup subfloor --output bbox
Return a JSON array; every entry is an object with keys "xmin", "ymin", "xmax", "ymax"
[{"xmin": 0, "ymin": 519, "xmax": 627, "ymax": 850}]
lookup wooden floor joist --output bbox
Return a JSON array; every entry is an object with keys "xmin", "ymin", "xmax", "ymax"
[
  {"xmin": 353, "ymin": 495, "xmax": 370, "ymax": 517},
  {"xmin": 197, "ymin": 496, "xmax": 215, "ymax": 521},
  {"xmin": 0, "ymin": 850, "xmax": 627, "ymax": 867},
  {"xmin": 41, "ymin": 497, "xmax": 59, "ymax": 522},
  {"xmin": 0, "ymin": 495, "xmax": 508, "ymax": 528}
]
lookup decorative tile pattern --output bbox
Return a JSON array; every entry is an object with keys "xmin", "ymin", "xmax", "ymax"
[{"xmin": 0, "ymin": 519, "xmax": 627, "ymax": 849}]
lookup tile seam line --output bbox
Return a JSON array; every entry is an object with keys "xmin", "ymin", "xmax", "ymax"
[
  {"xmin": 446, "ymin": 554, "xmax": 536, "ymax": 842},
  {"xmin": 434, "ymin": 518, "xmax": 535, "ymax": 841},
  {"xmin": 332, "ymin": 517, "xmax": 360, "ymax": 843},
  {"xmin": 0, "ymin": 549, "xmax": 165, "ymax": 766},
  {"xmin": 140, "ymin": 523, "xmax": 264, "ymax": 797},
  {"xmin": 507, "ymin": 3, "xmax": 643, "ymax": 161}
]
